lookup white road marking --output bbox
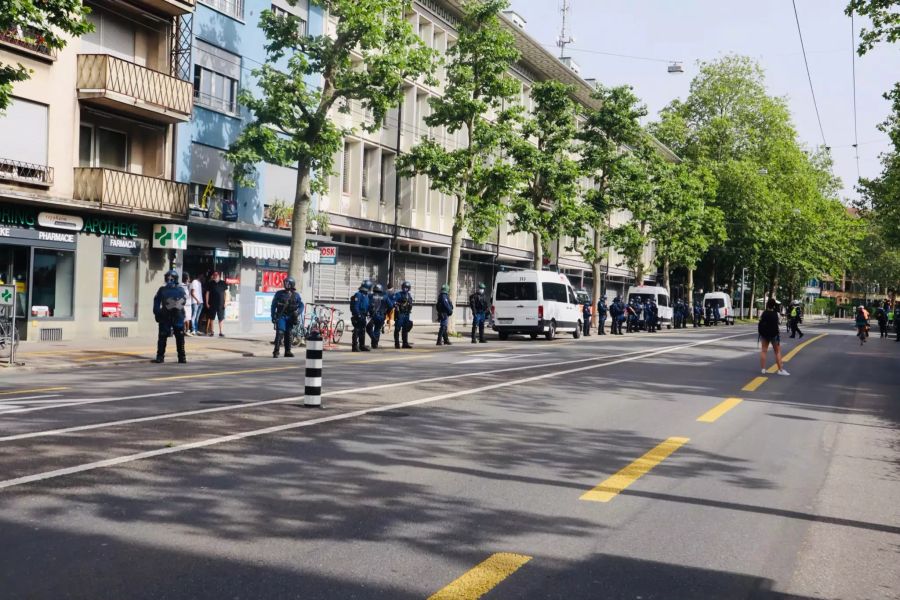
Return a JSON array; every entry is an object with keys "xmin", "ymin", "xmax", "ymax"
[
  {"xmin": 0, "ymin": 395, "xmax": 63, "ymax": 404},
  {"xmin": 0, "ymin": 392, "xmax": 181, "ymax": 416},
  {"xmin": 0, "ymin": 335, "xmax": 747, "ymax": 443},
  {"xmin": 0, "ymin": 332, "xmax": 754, "ymax": 490},
  {"xmin": 455, "ymin": 352, "xmax": 548, "ymax": 365}
]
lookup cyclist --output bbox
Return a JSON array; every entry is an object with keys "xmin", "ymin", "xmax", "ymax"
[
  {"xmin": 855, "ymin": 305, "xmax": 869, "ymax": 346},
  {"xmin": 271, "ymin": 276, "xmax": 303, "ymax": 358}
]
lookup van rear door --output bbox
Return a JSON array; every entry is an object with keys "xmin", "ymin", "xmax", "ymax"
[{"xmin": 494, "ymin": 279, "xmax": 540, "ymax": 329}]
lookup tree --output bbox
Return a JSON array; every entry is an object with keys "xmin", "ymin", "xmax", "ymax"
[
  {"xmin": 397, "ymin": 0, "xmax": 520, "ymax": 328},
  {"xmin": 858, "ymin": 84, "xmax": 900, "ymax": 246},
  {"xmin": 846, "ymin": 0, "xmax": 900, "ymax": 55},
  {"xmin": 228, "ymin": 0, "xmax": 435, "ymax": 284},
  {"xmin": 0, "ymin": 0, "xmax": 92, "ymax": 110},
  {"xmin": 507, "ymin": 80, "xmax": 582, "ymax": 270},
  {"xmin": 606, "ymin": 146, "xmax": 655, "ymax": 285},
  {"xmin": 576, "ymin": 84, "xmax": 647, "ymax": 323}
]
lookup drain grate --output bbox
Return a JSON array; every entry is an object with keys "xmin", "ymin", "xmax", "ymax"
[
  {"xmin": 109, "ymin": 326, "xmax": 129, "ymax": 339},
  {"xmin": 39, "ymin": 328, "xmax": 63, "ymax": 342}
]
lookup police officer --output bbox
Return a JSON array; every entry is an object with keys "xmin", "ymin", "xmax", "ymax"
[
  {"xmin": 787, "ymin": 300, "xmax": 804, "ymax": 338},
  {"xmin": 271, "ymin": 276, "xmax": 303, "ymax": 358},
  {"xmin": 693, "ymin": 301, "xmax": 703, "ymax": 327},
  {"xmin": 393, "ymin": 280, "xmax": 414, "ymax": 349},
  {"xmin": 581, "ymin": 297, "xmax": 592, "ymax": 337},
  {"xmin": 470, "ymin": 283, "xmax": 490, "ymax": 343},
  {"xmin": 350, "ymin": 279, "xmax": 372, "ymax": 352},
  {"xmin": 595, "ymin": 295, "xmax": 608, "ymax": 335},
  {"xmin": 673, "ymin": 300, "xmax": 683, "ymax": 329},
  {"xmin": 366, "ymin": 283, "xmax": 391, "ymax": 349},
  {"xmin": 610, "ymin": 296, "xmax": 622, "ymax": 335},
  {"xmin": 436, "ymin": 284, "xmax": 454, "ymax": 346},
  {"xmin": 625, "ymin": 299, "xmax": 637, "ymax": 333},
  {"xmin": 712, "ymin": 302, "xmax": 722, "ymax": 326},
  {"xmin": 650, "ymin": 299, "xmax": 659, "ymax": 332},
  {"xmin": 152, "ymin": 269, "xmax": 187, "ymax": 364},
  {"xmin": 875, "ymin": 302, "xmax": 888, "ymax": 338}
]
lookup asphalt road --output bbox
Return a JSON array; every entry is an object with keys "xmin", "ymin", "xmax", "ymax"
[{"xmin": 0, "ymin": 322, "xmax": 897, "ymax": 599}]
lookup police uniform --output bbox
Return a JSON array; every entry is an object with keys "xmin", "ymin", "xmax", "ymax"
[
  {"xmin": 470, "ymin": 284, "xmax": 490, "ymax": 343},
  {"xmin": 350, "ymin": 281, "xmax": 372, "ymax": 352},
  {"xmin": 152, "ymin": 270, "xmax": 187, "ymax": 363},
  {"xmin": 788, "ymin": 302, "xmax": 804, "ymax": 338},
  {"xmin": 271, "ymin": 278, "xmax": 303, "ymax": 358},
  {"xmin": 693, "ymin": 301, "xmax": 703, "ymax": 327},
  {"xmin": 596, "ymin": 297, "xmax": 608, "ymax": 335},
  {"xmin": 366, "ymin": 284, "xmax": 391, "ymax": 349},
  {"xmin": 393, "ymin": 282, "xmax": 414, "ymax": 349},
  {"xmin": 436, "ymin": 285, "xmax": 454, "ymax": 346}
]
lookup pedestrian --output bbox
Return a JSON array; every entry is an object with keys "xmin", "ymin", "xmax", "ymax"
[
  {"xmin": 876, "ymin": 302, "xmax": 888, "ymax": 338},
  {"xmin": 180, "ymin": 272, "xmax": 193, "ymax": 335},
  {"xmin": 393, "ymin": 281, "xmax": 414, "ymax": 349},
  {"xmin": 758, "ymin": 297, "xmax": 789, "ymax": 376},
  {"xmin": 271, "ymin": 276, "xmax": 303, "ymax": 358},
  {"xmin": 436, "ymin": 284, "xmax": 453, "ymax": 346},
  {"xmin": 152, "ymin": 269, "xmax": 187, "ymax": 364},
  {"xmin": 366, "ymin": 283, "xmax": 391, "ymax": 349},
  {"xmin": 350, "ymin": 279, "xmax": 372, "ymax": 352},
  {"xmin": 469, "ymin": 282, "xmax": 490, "ymax": 343},
  {"xmin": 855, "ymin": 305, "xmax": 870, "ymax": 345},
  {"xmin": 596, "ymin": 295, "xmax": 608, "ymax": 335},
  {"xmin": 189, "ymin": 272, "xmax": 204, "ymax": 336},
  {"xmin": 788, "ymin": 300, "xmax": 804, "ymax": 339},
  {"xmin": 205, "ymin": 271, "xmax": 227, "ymax": 337}
]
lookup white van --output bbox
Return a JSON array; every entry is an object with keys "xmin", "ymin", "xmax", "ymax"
[
  {"xmin": 625, "ymin": 285, "xmax": 673, "ymax": 328},
  {"xmin": 702, "ymin": 291, "xmax": 735, "ymax": 325},
  {"xmin": 492, "ymin": 270, "xmax": 583, "ymax": 340}
]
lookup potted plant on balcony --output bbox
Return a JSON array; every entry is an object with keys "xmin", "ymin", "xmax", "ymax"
[{"xmin": 269, "ymin": 199, "xmax": 290, "ymax": 229}]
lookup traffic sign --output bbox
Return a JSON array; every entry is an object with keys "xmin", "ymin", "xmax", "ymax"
[
  {"xmin": 0, "ymin": 285, "xmax": 14, "ymax": 307},
  {"xmin": 152, "ymin": 224, "xmax": 188, "ymax": 250},
  {"xmin": 319, "ymin": 246, "xmax": 337, "ymax": 265}
]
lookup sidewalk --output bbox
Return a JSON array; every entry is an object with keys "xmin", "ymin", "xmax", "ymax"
[{"xmin": 3, "ymin": 323, "xmax": 451, "ymax": 371}]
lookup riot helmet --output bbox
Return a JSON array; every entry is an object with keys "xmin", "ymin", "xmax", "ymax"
[
  {"xmin": 477, "ymin": 283, "xmax": 486, "ymax": 294},
  {"xmin": 284, "ymin": 276, "xmax": 296, "ymax": 290},
  {"xmin": 441, "ymin": 284, "xmax": 450, "ymax": 293},
  {"xmin": 360, "ymin": 279, "xmax": 372, "ymax": 291},
  {"xmin": 373, "ymin": 283, "xmax": 384, "ymax": 294},
  {"xmin": 401, "ymin": 280, "xmax": 411, "ymax": 291},
  {"xmin": 164, "ymin": 269, "xmax": 179, "ymax": 287}
]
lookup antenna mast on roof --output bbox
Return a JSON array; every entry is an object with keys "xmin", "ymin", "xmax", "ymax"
[{"xmin": 556, "ymin": 0, "xmax": 574, "ymax": 58}]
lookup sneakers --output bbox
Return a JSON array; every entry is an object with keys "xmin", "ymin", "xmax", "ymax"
[
  {"xmin": 777, "ymin": 369, "xmax": 790, "ymax": 376},
  {"xmin": 761, "ymin": 369, "xmax": 767, "ymax": 374}
]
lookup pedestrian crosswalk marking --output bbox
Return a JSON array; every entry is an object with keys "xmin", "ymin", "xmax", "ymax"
[
  {"xmin": 697, "ymin": 397, "xmax": 743, "ymax": 423},
  {"xmin": 581, "ymin": 436, "xmax": 690, "ymax": 503},
  {"xmin": 427, "ymin": 553, "xmax": 531, "ymax": 600}
]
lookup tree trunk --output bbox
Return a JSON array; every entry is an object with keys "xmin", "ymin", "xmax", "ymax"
[
  {"xmin": 749, "ymin": 272, "xmax": 757, "ymax": 319},
  {"xmin": 532, "ymin": 231, "xmax": 542, "ymax": 271},
  {"xmin": 662, "ymin": 257, "xmax": 670, "ymax": 295},
  {"xmin": 590, "ymin": 229, "xmax": 602, "ymax": 328},
  {"xmin": 289, "ymin": 163, "xmax": 312, "ymax": 285},
  {"xmin": 708, "ymin": 255, "xmax": 716, "ymax": 293},
  {"xmin": 687, "ymin": 268, "xmax": 694, "ymax": 304},
  {"xmin": 446, "ymin": 194, "xmax": 466, "ymax": 335}
]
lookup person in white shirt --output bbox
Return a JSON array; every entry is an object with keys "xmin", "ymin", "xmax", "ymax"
[
  {"xmin": 189, "ymin": 274, "xmax": 204, "ymax": 335},
  {"xmin": 181, "ymin": 273, "xmax": 194, "ymax": 335}
]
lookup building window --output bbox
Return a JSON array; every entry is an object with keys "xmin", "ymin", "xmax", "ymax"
[
  {"xmin": 101, "ymin": 254, "xmax": 138, "ymax": 319},
  {"xmin": 79, "ymin": 124, "xmax": 128, "ymax": 170},
  {"xmin": 341, "ymin": 142, "xmax": 351, "ymax": 195},
  {"xmin": 363, "ymin": 147, "xmax": 377, "ymax": 200},
  {"xmin": 31, "ymin": 249, "xmax": 74, "ymax": 318},
  {"xmin": 380, "ymin": 155, "xmax": 391, "ymax": 205},
  {"xmin": 198, "ymin": 0, "xmax": 244, "ymax": 20},
  {"xmin": 190, "ymin": 182, "xmax": 237, "ymax": 221},
  {"xmin": 271, "ymin": 4, "xmax": 308, "ymax": 35},
  {"xmin": 193, "ymin": 64, "xmax": 238, "ymax": 114}
]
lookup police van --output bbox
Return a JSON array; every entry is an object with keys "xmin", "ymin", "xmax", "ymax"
[
  {"xmin": 492, "ymin": 270, "xmax": 583, "ymax": 340},
  {"xmin": 702, "ymin": 291, "xmax": 735, "ymax": 325},
  {"xmin": 625, "ymin": 285, "xmax": 674, "ymax": 328}
]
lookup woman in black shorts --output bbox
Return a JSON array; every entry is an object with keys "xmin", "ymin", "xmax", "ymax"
[{"xmin": 758, "ymin": 298, "xmax": 789, "ymax": 376}]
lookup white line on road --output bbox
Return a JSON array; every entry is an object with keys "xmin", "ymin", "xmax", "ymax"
[
  {"xmin": 0, "ymin": 332, "xmax": 754, "ymax": 490},
  {"xmin": 0, "ymin": 333, "xmax": 750, "ymax": 443},
  {"xmin": 455, "ymin": 352, "xmax": 549, "ymax": 365},
  {"xmin": 0, "ymin": 395, "xmax": 63, "ymax": 404},
  {"xmin": 0, "ymin": 392, "xmax": 182, "ymax": 416}
]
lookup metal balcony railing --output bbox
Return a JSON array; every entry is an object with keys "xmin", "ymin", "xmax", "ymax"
[
  {"xmin": 73, "ymin": 168, "xmax": 188, "ymax": 218},
  {"xmin": 0, "ymin": 28, "xmax": 56, "ymax": 58},
  {"xmin": 0, "ymin": 157, "xmax": 53, "ymax": 186},
  {"xmin": 77, "ymin": 54, "xmax": 193, "ymax": 121}
]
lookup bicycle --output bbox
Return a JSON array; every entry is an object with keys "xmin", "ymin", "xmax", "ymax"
[
  {"xmin": 302, "ymin": 303, "xmax": 345, "ymax": 346},
  {"xmin": 0, "ymin": 316, "xmax": 20, "ymax": 360}
]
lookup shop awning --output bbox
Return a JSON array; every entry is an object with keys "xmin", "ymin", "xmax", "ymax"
[{"xmin": 241, "ymin": 241, "xmax": 290, "ymax": 260}]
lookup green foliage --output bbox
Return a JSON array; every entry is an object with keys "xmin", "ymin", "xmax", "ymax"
[
  {"xmin": 0, "ymin": 0, "xmax": 92, "ymax": 110},
  {"xmin": 858, "ymin": 83, "xmax": 900, "ymax": 246},
  {"xmin": 507, "ymin": 80, "xmax": 582, "ymax": 267},
  {"xmin": 846, "ymin": 0, "xmax": 900, "ymax": 55},
  {"xmin": 227, "ymin": 0, "xmax": 436, "ymax": 281}
]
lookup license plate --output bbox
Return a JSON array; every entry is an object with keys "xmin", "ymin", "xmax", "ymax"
[{"xmin": 498, "ymin": 318, "xmax": 513, "ymax": 323}]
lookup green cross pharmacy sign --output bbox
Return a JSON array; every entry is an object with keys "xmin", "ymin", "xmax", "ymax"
[
  {"xmin": 0, "ymin": 285, "xmax": 14, "ymax": 307},
  {"xmin": 152, "ymin": 224, "xmax": 188, "ymax": 250}
]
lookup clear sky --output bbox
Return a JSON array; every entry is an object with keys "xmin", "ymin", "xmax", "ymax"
[{"xmin": 508, "ymin": 0, "xmax": 900, "ymax": 202}]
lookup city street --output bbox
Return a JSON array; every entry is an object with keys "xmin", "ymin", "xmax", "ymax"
[{"xmin": 0, "ymin": 322, "xmax": 897, "ymax": 599}]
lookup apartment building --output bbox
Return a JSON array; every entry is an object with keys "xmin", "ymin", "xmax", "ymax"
[{"xmin": 0, "ymin": 0, "xmax": 195, "ymax": 342}]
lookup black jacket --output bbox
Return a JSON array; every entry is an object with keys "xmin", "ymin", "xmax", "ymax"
[{"xmin": 758, "ymin": 309, "xmax": 780, "ymax": 339}]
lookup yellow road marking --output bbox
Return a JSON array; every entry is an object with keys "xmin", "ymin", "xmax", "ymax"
[
  {"xmin": 0, "ymin": 387, "xmax": 69, "ymax": 396},
  {"xmin": 149, "ymin": 366, "xmax": 298, "ymax": 382},
  {"xmin": 581, "ymin": 436, "xmax": 689, "ymax": 502},
  {"xmin": 427, "ymin": 553, "xmax": 532, "ymax": 600},
  {"xmin": 767, "ymin": 333, "xmax": 827, "ymax": 373},
  {"xmin": 742, "ymin": 376, "xmax": 768, "ymax": 392},
  {"xmin": 697, "ymin": 397, "xmax": 743, "ymax": 423}
]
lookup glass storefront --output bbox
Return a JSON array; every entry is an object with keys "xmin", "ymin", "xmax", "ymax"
[
  {"xmin": 101, "ymin": 254, "xmax": 139, "ymax": 319},
  {"xmin": 31, "ymin": 249, "xmax": 74, "ymax": 318},
  {"xmin": 183, "ymin": 246, "xmax": 241, "ymax": 321},
  {"xmin": 0, "ymin": 245, "xmax": 29, "ymax": 340}
]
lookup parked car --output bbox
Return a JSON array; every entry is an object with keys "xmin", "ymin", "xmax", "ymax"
[{"xmin": 492, "ymin": 270, "xmax": 583, "ymax": 340}]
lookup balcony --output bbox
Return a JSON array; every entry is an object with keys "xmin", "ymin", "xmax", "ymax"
[
  {"xmin": 0, "ymin": 157, "xmax": 53, "ymax": 187},
  {"xmin": 73, "ymin": 168, "xmax": 189, "ymax": 219},
  {"xmin": 130, "ymin": 0, "xmax": 195, "ymax": 16},
  {"xmin": 77, "ymin": 54, "xmax": 193, "ymax": 124},
  {"xmin": 0, "ymin": 28, "xmax": 56, "ymax": 62}
]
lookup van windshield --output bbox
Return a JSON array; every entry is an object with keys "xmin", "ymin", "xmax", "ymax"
[
  {"xmin": 496, "ymin": 282, "xmax": 538, "ymax": 301},
  {"xmin": 629, "ymin": 294, "xmax": 656, "ymax": 304},
  {"xmin": 705, "ymin": 298, "xmax": 726, "ymax": 309}
]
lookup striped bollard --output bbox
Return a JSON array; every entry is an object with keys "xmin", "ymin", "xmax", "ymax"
[{"xmin": 304, "ymin": 330, "xmax": 324, "ymax": 408}]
